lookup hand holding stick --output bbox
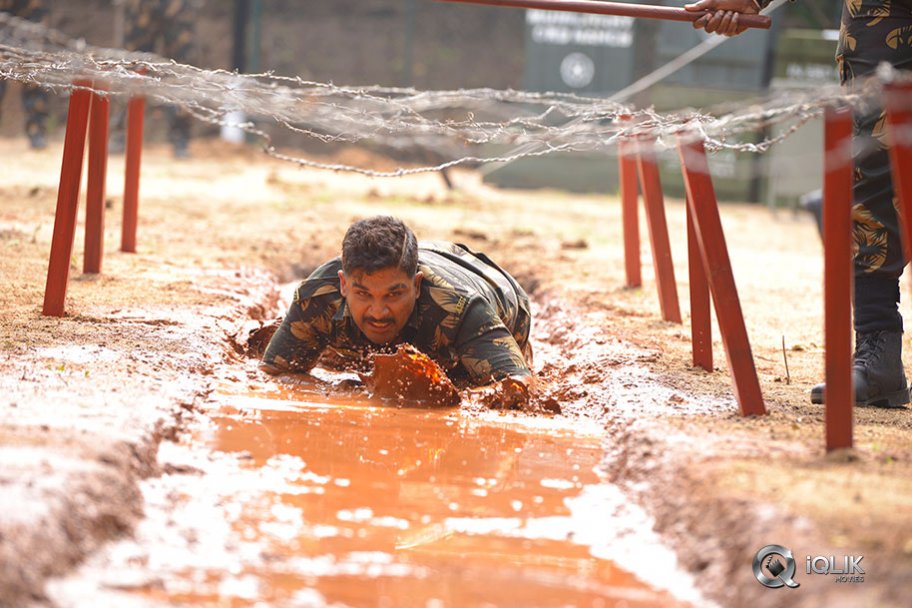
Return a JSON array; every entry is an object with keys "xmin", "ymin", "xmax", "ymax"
[{"xmin": 434, "ymin": 0, "xmax": 771, "ymax": 31}]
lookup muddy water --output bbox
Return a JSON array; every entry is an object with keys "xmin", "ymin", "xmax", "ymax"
[{"xmin": 49, "ymin": 371, "xmax": 708, "ymax": 607}]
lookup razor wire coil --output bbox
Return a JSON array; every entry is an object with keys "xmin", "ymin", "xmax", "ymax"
[{"xmin": 0, "ymin": 10, "xmax": 906, "ymax": 178}]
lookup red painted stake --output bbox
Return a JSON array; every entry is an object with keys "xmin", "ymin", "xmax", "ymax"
[
  {"xmin": 677, "ymin": 135, "xmax": 766, "ymax": 416},
  {"xmin": 42, "ymin": 81, "xmax": 93, "ymax": 317},
  {"xmin": 84, "ymin": 90, "xmax": 110, "ymax": 274},
  {"xmin": 619, "ymin": 136, "xmax": 642, "ymax": 288},
  {"xmin": 121, "ymin": 96, "xmax": 145, "ymax": 253},
  {"xmin": 885, "ymin": 82, "xmax": 912, "ymax": 263},
  {"xmin": 823, "ymin": 106, "xmax": 855, "ymax": 451},
  {"xmin": 687, "ymin": 200, "xmax": 712, "ymax": 371},
  {"xmin": 635, "ymin": 136, "xmax": 682, "ymax": 323}
]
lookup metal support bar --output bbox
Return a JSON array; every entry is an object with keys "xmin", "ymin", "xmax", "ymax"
[
  {"xmin": 121, "ymin": 96, "xmax": 145, "ymax": 253},
  {"xmin": 677, "ymin": 135, "xmax": 766, "ymax": 416},
  {"xmin": 43, "ymin": 81, "xmax": 93, "ymax": 317},
  {"xmin": 84, "ymin": 89, "xmax": 109, "ymax": 274},
  {"xmin": 687, "ymin": 200, "xmax": 712, "ymax": 371},
  {"xmin": 636, "ymin": 135, "xmax": 682, "ymax": 323},
  {"xmin": 823, "ymin": 106, "xmax": 855, "ymax": 451},
  {"xmin": 619, "ymin": 136, "xmax": 642, "ymax": 288}
]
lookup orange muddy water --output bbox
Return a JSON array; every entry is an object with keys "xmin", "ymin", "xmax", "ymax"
[{"xmin": 51, "ymin": 371, "xmax": 709, "ymax": 607}]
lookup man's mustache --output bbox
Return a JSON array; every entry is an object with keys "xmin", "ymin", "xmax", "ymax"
[{"xmin": 364, "ymin": 316, "xmax": 395, "ymax": 325}]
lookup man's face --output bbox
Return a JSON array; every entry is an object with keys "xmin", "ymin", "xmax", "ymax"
[{"xmin": 339, "ymin": 267, "xmax": 423, "ymax": 345}]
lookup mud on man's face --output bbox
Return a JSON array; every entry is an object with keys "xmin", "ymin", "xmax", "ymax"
[{"xmin": 339, "ymin": 267, "xmax": 423, "ymax": 345}]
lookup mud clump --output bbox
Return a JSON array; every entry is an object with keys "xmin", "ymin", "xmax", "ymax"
[{"xmin": 364, "ymin": 344, "xmax": 461, "ymax": 408}]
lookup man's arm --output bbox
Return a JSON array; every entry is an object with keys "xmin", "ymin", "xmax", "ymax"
[
  {"xmin": 467, "ymin": 374, "xmax": 534, "ymax": 410},
  {"xmin": 455, "ymin": 299, "xmax": 533, "ymax": 409},
  {"xmin": 260, "ymin": 288, "xmax": 334, "ymax": 375},
  {"xmin": 684, "ymin": 0, "xmax": 760, "ymax": 37}
]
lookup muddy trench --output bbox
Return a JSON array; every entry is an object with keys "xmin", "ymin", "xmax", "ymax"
[
  {"xmin": 35, "ymin": 272, "xmax": 740, "ymax": 608},
  {"xmin": 4, "ymin": 138, "xmax": 910, "ymax": 608}
]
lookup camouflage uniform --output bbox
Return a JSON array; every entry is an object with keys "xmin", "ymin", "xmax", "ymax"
[
  {"xmin": 122, "ymin": 0, "xmax": 197, "ymax": 153},
  {"xmin": 263, "ymin": 242, "xmax": 533, "ymax": 385},
  {"xmin": 836, "ymin": 0, "xmax": 912, "ymax": 333},
  {"xmin": 0, "ymin": 0, "xmax": 49, "ymax": 148}
]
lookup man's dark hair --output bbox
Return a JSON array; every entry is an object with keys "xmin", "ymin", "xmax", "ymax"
[{"xmin": 341, "ymin": 216, "xmax": 419, "ymax": 277}]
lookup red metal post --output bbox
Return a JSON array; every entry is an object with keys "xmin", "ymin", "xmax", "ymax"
[
  {"xmin": 121, "ymin": 96, "xmax": 145, "ymax": 253},
  {"xmin": 823, "ymin": 106, "xmax": 855, "ymax": 451},
  {"xmin": 42, "ymin": 81, "xmax": 93, "ymax": 317},
  {"xmin": 687, "ymin": 200, "xmax": 712, "ymax": 371},
  {"xmin": 84, "ymin": 89, "xmax": 110, "ymax": 274},
  {"xmin": 885, "ymin": 82, "xmax": 912, "ymax": 262},
  {"xmin": 677, "ymin": 135, "xmax": 766, "ymax": 416},
  {"xmin": 636, "ymin": 135, "xmax": 682, "ymax": 323},
  {"xmin": 618, "ymin": 135, "xmax": 642, "ymax": 288}
]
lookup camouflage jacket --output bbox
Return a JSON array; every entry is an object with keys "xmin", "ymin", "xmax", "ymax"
[{"xmin": 262, "ymin": 242, "xmax": 532, "ymax": 384}]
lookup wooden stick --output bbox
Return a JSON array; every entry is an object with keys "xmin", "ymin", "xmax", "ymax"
[
  {"xmin": 822, "ymin": 106, "xmax": 854, "ymax": 451},
  {"xmin": 636, "ymin": 135, "xmax": 681, "ymax": 324},
  {"xmin": 677, "ymin": 135, "xmax": 766, "ymax": 417},
  {"xmin": 688, "ymin": 200, "xmax": 712, "ymax": 371},
  {"xmin": 43, "ymin": 81, "xmax": 92, "ymax": 317},
  {"xmin": 121, "ymin": 96, "xmax": 145, "ymax": 254},
  {"xmin": 84, "ymin": 87, "xmax": 109, "ymax": 275},
  {"xmin": 617, "ymin": 119, "xmax": 642, "ymax": 288},
  {"xmin": 436, "ymin": 0, "xmax": 772, "ymax": 30}
]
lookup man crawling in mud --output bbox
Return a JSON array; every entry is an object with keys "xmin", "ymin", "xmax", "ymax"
[{"xmin": 259, "ymin": 216, "xmax": 533, "ymax": 408}]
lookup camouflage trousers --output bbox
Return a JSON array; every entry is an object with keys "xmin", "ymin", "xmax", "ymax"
[
  {"xmin": 124, "ymin": 0, "xmax": 195, "ymax": 60},
  {"xmin": 836, "ymin": 0, "xmax": 912, "ymax": 331},
  {"xmin": 0, "ymin": 0, "xmax": 49, "ymax": 139},
  {"xmin": 121, "ymin": 0, "xmax": 197, "ymax": 147}
]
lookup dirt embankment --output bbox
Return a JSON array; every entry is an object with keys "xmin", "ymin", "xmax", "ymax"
[
  {"xmin": 1, "ymin": 136, "xmax": 911, "ymax": 606},
  {"xmin": 0, "ymin": 139, "xmax": 285, "ymax": 605},
  {"xmin": 0, "ymin": 254, "xmax": 279, "ymax": 606},
  {"xmin": 527, "ymin": 291, "xmax": 912, "ymax": 608}
]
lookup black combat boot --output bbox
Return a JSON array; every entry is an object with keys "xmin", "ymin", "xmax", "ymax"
[
  {"xmin": 811, "ymin": 330, "xmax": 910, "ymax": 407},
  {"xmin": 800, "ymin": 189, "xmax": 823, "ymax": 239}
]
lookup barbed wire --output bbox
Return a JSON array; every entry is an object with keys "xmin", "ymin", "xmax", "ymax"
[{"xmin": 0, "ymin": 11, "xmax": 903, "ymax": 178}]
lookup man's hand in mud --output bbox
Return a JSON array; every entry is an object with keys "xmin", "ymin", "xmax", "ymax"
[
  {"xmin": 685, "ymin": 0, "xmax": 757, "ymax": 37},
  {"xmin": 470, "ymin": 375, "xmax": 532, "ymax": 410},
  {"xmin": 258, "ymin": 362, "xmax": 321, "ymax": 389},
  {"xmin": 258, "ymin": 361, "xmax": 284, "ymax": 376}
]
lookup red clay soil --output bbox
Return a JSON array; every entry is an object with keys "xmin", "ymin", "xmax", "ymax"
[{"xmin": 1, "ymin": 135, "xmax": 911, "ymax": 607}]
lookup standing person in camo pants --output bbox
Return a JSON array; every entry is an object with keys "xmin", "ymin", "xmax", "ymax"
[
  {"xmin": 686, "ymin": 0, "xmax": 912, "ymax": 408},
  {"xmin": 115, "ymin": 0, "xmax": 198, "ymax": 157},
  {"xmin": 0, "ymin": 0, "xmax": 50, "ymax": 149}
]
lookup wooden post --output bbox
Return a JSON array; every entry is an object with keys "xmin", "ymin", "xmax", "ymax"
[
  {"xmin": 43, "ymin": 82, "xmax": 93, "ymax": 317},
  {"xmin": 84, "ymin": 88, "xmax": 110, "ymax": 274},
  {"xmin": 677, "ymin": 135, "xmax": 766, "ymax": 416},
  {"xmin": 687, "ymin": 200, "xmax": 712, "ymax": 371},
  {"xmin": 121, "ymin": 96, "xmax": 145, "ymax": 253},
  {"xmin": 619, "ymin": 135, "xmax": 642, "ymax": 288},
  {"xmin": 823, "ymin": 106, "xmax": 855, "ymax": 451},
  {"xmin": 635, "ymin": 135, "xmax": 682, "ymax": 323}
]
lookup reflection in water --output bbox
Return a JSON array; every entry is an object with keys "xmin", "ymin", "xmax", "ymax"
[{"xmin": 50, "ymin": 375, "xmax": 705, "ymax": 607}]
